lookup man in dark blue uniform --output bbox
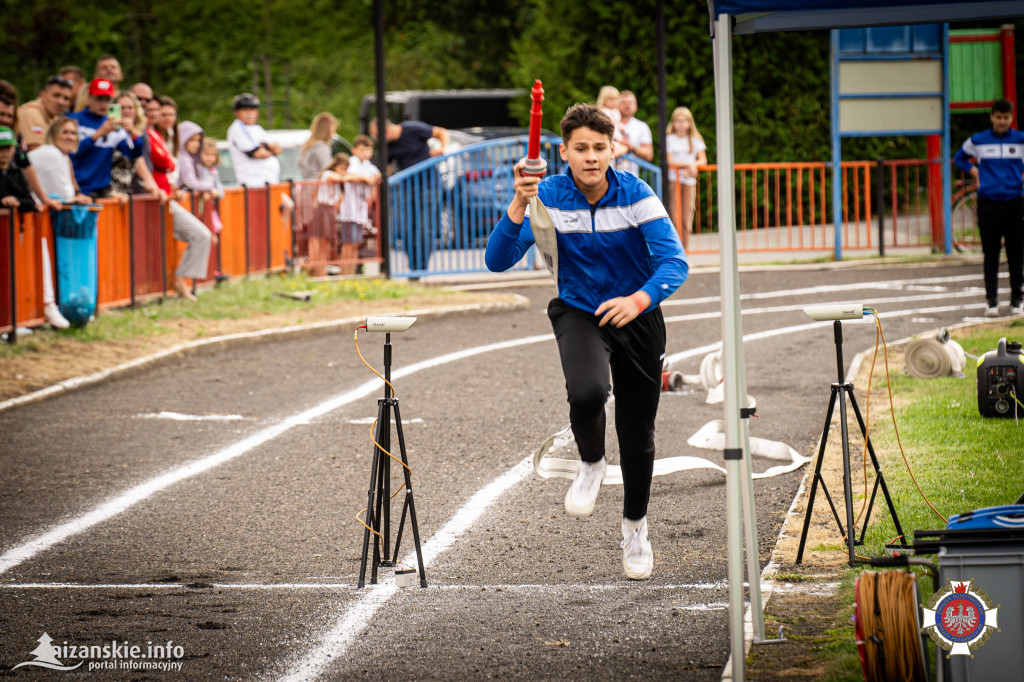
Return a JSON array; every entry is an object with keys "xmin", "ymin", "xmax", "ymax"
[{"xmin": 954, "ymin": 99, "xmax": 1024, "ymax": 316}]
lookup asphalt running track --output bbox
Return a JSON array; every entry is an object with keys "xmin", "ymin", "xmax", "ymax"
[{"xmin": 0, "ymin": 261, "xmax": 1010, "ymax": 679}]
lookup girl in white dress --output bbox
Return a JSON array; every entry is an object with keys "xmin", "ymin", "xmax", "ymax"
[{"xmin": 665, "ymin": 107, "xmax": 707, "ymax": 251}]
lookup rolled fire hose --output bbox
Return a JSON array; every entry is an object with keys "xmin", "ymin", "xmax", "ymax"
[{"xmin": 904, "ymin": 328, "xmax": 966, "ymax": 379}]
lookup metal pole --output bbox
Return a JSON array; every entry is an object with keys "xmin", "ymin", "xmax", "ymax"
[
  {"xmin": 159, "ymin": 201, "xmax": 167, "ymax": 304},
  {"xmin": 830, "ymin": 30, "xmax": 844, "ymax": 261},
  {"xmin": 374, "ymin": 0, "xmax": 390, "ymax": 278},
  {"xmin": 6, "ymin": 208, "xmax": 15, "ymax": 344},
  {"xmin": 714, "ymin": 14, "xmax": 745, "ymax": 681},
  {"xmin": 941, "ymin": 23, "xmax": 953, "ymax": 255},
  {"xmin": 876, "ymin": 157, "xmax": 885, "ymax": 257},
  {"xmin": 656, "ymin": 0, "xmax": 669, "ymax": 199},
  {"xmin": 265, "ymin": 182, "xmax": 272, "ymax": 272},
  {"xmin": 128, "ymin": 195, "xmax": 136, "ymax": 307},
  {"xmin": 243, "ymin": 185, "xmax": 251, "ymax": 277}
]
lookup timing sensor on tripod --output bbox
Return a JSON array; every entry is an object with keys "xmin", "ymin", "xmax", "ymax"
[
  {"xmin": 365, "ymin": 316, "xmax": 417, "ymax": 333},
  {"xmin": 802, "ymin": 304, "xmax": 868, "ymax": 321}
]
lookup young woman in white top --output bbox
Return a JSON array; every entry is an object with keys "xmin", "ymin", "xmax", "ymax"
[
  {"xmin": 665, "ymin": 107, "xmax": 707, "ymax": 251},
  {"xmin": 27, "ymin": 116, "xmax": 92, "ymax": 328},
  {"xmin": 596, "ymin": 85, "xmax": 629, "ymax": 159}
]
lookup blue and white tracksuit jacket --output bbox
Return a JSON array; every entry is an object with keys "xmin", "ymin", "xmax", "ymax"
[
  {"xmin": 485, "ymin": 168, "xmax": 688, "ymax": 315},
  {"xmin": 68, "ymin": 109, "xmax": 143, "ymax": 194},
  {"xmin": 953, "ymin": 128, "xmax": 1024, "ymax": 201}
]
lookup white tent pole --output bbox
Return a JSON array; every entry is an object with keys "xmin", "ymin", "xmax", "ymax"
[{"xmin": 713, "ymin": 12, "xmax": 747, "ymax": 682}]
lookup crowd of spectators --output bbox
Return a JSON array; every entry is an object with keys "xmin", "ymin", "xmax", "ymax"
[{"xmin": 1, "ymin": 55, "xmax": 316, "ymax": 320}]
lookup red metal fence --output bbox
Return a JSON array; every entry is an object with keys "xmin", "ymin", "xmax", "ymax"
[{"xmin": 2, "ymin": 181, "xmax": 383, "ymax": 338}]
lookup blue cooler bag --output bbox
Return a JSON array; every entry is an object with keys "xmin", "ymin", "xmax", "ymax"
[{"xmin": 52, "ymin": 205, "xmax": 99, "ymax": 327}]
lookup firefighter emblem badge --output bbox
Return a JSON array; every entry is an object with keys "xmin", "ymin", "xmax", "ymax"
[{"xmin": 921, "ymin": 579, "xmax": 999, "ymax": 657}]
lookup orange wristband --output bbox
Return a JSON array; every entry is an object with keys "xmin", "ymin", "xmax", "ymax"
[{"xmin": 630, "ymin": 293, "xmax": 647, "ymax": 314}]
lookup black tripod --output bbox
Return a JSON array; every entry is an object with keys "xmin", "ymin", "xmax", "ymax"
[
  {"xmin": 796, "ymin": 320, "xmax": 907, "ymax": 567},
  {"xmin": 357, "ymin": 332, "xmax": 427, "ymax": 588}
]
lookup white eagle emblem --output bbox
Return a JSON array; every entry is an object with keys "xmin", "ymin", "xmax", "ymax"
[{"xmin": 922, "ymin": 579, "xmax": 1000, "ymax": 657}]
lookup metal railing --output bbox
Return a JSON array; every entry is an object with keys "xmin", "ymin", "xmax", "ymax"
[
  {"xmin": 670, "ymin": 159, "xmax": 942, "ymax": 255},
  {"xmin": 385, "ymin": 135, "xmax": 662, "ymax": 277}
]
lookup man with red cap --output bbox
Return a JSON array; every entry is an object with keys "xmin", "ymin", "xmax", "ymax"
[{"xmin": 67, "ymin": 78, "xmax": 144, "ymax": 197}]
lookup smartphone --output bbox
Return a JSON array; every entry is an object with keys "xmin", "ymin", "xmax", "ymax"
[{"xmin": 108, "ymin": 103, "xmax": 122, "ymax": 127}]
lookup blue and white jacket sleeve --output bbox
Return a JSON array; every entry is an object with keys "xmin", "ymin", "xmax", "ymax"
[
  {"xmin": 635, "ymin": 190, "xmax": 688, "ymax": 308},
  {"xmin": 485, "ymin": 212, "xmax": 536, "ymax": 272},
  {"xmin": 953, "ymin": 135, "xmax": 977, "ymax": 174}
]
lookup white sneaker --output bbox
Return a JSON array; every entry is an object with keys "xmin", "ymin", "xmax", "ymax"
[
  {"xmin": 1012, "ymin": 304, "xmax": 1023, "ymax": 315},
  {"xmin": 621, "ymin": 517, "xmax": 654, "ymax": 580},
  {"xmin": 44, "ymin": 303, "xmax": 70, "ymax": 329},
  {"xmin": 985, "ymin": 306, "xmax": 1000, "ymax": 318},
  {"xmin": 565, "ymin": 458, "xmax": 606, "ymax": 518}
]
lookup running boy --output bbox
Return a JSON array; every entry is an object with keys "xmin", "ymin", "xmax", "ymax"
[{"xmin": 485, "ymin": 104, "xmax": 688, "ymax": 580}]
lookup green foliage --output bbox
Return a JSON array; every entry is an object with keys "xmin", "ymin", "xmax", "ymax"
[{"xmin": 1, "ymin": 2, "xmax": 1021, "ymax": 163}]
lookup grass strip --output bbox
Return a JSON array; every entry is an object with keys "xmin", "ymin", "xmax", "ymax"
[
  {"xmin": 1, "ymin": 274, "xmax": 435, "ymax": 359},
  {"xmin": 822, "ymin": 320, "xmax": 1024, "ymax": 680}
]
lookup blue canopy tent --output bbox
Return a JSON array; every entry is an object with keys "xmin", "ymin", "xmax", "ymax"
[{"xmin": 703, "ymin": 2, "xmax": 1024, "ymax": 679}]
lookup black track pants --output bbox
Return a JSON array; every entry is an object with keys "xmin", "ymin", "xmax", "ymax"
[
  {"xmin": 547, "ymin": 298, "xmax": 666, "ymax": 521},
  {"xmin": 978, "ymin": 196, "xmax": 1024, "ymax": 307}
]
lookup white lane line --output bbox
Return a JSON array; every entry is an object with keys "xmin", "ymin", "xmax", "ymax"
[
  {"xmin": 0, "ymin": 334, "xmax": 554, "ymax": 576},
  {"xmin": 278, "ymin": 456, "xmax": 535, "ymax": 682},
  {"xmin": 665, "ymin": 302, "xmax": 986, "ymax": 366},
  {"xmin": 345, "ymin": 417, "xmax": 424, "ymax": 425},
  {"xmin": 663, "ymin": 287, "xmax": 1000, "ymax": 325},
  {"xmin": 661, "ymin": 272, "xmax": 999, "ymax": 308},
  {"xmin": 0, "ymin": 581, "xmax": 728, "ymax": 591},
  {"xmin": 136, "ymin": 412, "xmax": 246, "ymax": 421}
]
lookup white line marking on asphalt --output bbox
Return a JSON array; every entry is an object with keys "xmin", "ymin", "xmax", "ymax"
[
  {"xmin": 663, "ymin": 287, "xmax": 1003, "ymax": 325},
  {"xmin": 0, "ymin": 581, "xmax": 729, "ymax": 591},
  {"xmin": 345, "ymin": 417, "xmax": 424, "ymax": 425},
  {"xmin": 660, "ymin": 272, "xmax": 1001, "ymax": 308},
  {"xmin": 278, "ymin": 456, "xmax": 535, "ymax": 682},
  {"xmin": 136, "ymin": 412, "xmax": 246, "ymax": 421},
  {"xmin": 664, "ymin": 302, "xmax": 986, "ymax": 366},
  {"xmin": 0, "ymin": 334, "xmax": 554, "ymax": 576}
]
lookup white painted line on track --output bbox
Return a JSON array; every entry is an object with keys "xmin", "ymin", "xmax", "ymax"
[
  {"xmin": 0, "ymin": 334, "xmax": 554, "ymax": 576},
  {"xmin": 278, "ymin": 456, "xmax": 535, "ymax": 682},
  {"xmin": 660, "ymin": 272, "xmax": 1001, "ymax": 308},
  {"xmin": 0, "ymin": 581, "xmax": 729, "ymax": 591},
  {"xmin": 663, "ymin": 287, "xmax": 1002, "ymax": 325},
  {"xmin": 665, "ymin": 302, "xmax": 986, "ymax": 366},
  {"xmin": 136, "ymin": 412, "xmax": 246, "ymax": 421}
]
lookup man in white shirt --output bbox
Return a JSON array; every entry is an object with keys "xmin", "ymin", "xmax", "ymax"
[
  {"xmin": 615, "ymin": 90, "xmax": 654, "ymax": 176},
  {"xmin": 226, "ymin": 93, "xmax": 282, "ymax": 187}
]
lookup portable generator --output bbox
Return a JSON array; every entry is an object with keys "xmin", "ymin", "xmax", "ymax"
[{"xmin": 977, "ymin": 337, "xmax": 1023, "ymax": 418}]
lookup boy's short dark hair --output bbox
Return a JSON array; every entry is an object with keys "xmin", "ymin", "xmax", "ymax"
[
  {"xmin": 560, "ymin": 104, "xmax": 615, "ymax": 142},
  {"xmin": 992, "ymin": 99, "xmax": 1013, "ymax": 114},
  {"xmin": 353, "ymin": 134, "xmax": 374, "ymax": 148}
]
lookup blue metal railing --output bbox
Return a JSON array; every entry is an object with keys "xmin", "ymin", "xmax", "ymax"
[{"xmin": 387, "ymin": 136, "xmax": 661, "ymax": 277}]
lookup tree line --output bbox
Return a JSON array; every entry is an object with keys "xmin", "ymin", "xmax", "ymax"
[{"xmin": 3, "ymin": 1, "xmax": 1021, "ymax": 162}]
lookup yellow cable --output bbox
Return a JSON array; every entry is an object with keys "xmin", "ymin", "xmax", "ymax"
[
  {"xmin": 352, "ymin": 327, "xmax": 414, "ymax": 541},
  {"xmin": 874, "ymin": 313, "xmax": 948, "ymax": 525}
]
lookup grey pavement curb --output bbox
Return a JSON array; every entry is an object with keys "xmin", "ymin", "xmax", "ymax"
[
  {"xmin": 725, "ymin": 316, "xmax": 995, "ymax": 680},
  {"xmin": 0, "ymin": 296, "xmax": 531, "ymax": 415}
]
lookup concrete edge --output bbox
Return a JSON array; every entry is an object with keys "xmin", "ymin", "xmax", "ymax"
[
  {"xmin": 0, "ymin": 295, "xmax": 531, "ymax": 415},
  {"xmin": 724, "ymin": 315, "xmax": 995, "ymax": 680}
]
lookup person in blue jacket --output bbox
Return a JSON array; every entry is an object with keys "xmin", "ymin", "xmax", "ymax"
[
  {"xmin": 486, "ymin": 103, "xmax": 688, "ymax": 580},
  {"xmin": 68, "ymin": 78, "xmax": 143, "ymax": 198},
  {"xmin": 954, "ymin": 99, "xmax": 1024, "ymax": 317}
]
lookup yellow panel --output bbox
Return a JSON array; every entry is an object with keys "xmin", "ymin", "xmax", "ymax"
[
  {"xmin": 839, "ymin": 60, "xmax": 942, "ymax": 94},
  {"xmin": 839, "ymin": 98, "xmax": 942, "ymax": 133}
]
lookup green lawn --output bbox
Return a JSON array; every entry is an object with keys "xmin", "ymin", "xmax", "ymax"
[
  {"xmin": 1, "ymin": 274, "xmax": 432, "ymax": 359},
  {"xmin": 822, "ymin": 321, "xmax": 1024, "ymax": 680}
]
